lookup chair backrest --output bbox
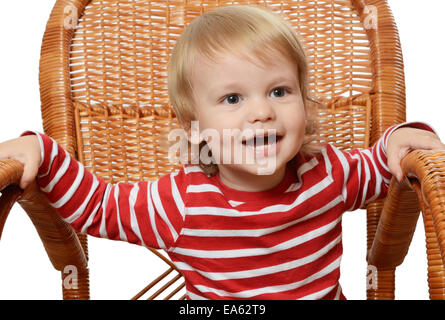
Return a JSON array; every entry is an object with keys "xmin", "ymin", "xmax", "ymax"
[{"xmin": 38, "ymin": 0, "xmax": 405, "ymax": 299}]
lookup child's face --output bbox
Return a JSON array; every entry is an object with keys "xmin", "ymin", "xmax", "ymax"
[{"xmin": 190, "ymin": 49, "xmax": 306, "ymax": 178}]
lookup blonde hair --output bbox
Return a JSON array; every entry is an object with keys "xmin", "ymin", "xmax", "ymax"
[{"xmin": 167, "ymin": 5, "xmax": 319, "ymax": 175}]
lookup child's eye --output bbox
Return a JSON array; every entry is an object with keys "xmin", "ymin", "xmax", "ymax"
[
  {"xmin": 222, "ymin": 94, "xmax": 241, "ymax": 105},
  {"xmin": 270, "ymin": 87, "xmax": 289, "ymax": 98}
]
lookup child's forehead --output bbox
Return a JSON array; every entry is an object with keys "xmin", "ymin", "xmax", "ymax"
[
  {"xmin": 190, "ymin": 48, "xmax": 300, "ymax": 94},
  {"xmin": 195, "ymin": 47, "xmax": 295, "ymax": 70}
]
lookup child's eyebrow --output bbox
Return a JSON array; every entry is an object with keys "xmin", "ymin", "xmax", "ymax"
[
  {"xmin": 215, "ymin": 82, "xmax": 245, "ymax": 92},
  {"xmin": 269, "ymin": 76, "xmax": 298, "ymax": 85},
  {"xmin": 215, "ymin": 76, "xmax": 297, "ymax": 93}
]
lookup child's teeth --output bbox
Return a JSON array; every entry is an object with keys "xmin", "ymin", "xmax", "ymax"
[
  {"xmin": 246, "ymin": 139, "xmax": 276, "ymax": 150},
  {"xmin": 244, "ymin": 135, "xmax": 278, "ymax": 148}
]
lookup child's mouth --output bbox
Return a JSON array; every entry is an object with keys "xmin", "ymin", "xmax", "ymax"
[
  {"xmin": 242, "ymin": 134, "xmax": 281, "ymax": 145},
  {"xmin": 241, "ymin": 134, "xmax": 283, "ymax": 156}
]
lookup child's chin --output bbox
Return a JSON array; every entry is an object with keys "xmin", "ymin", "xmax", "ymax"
[{"xmin": 229, "ymin": 162, "xmax": 282, "ymax": 176}]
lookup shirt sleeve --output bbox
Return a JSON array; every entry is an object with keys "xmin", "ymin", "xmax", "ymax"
[
  {"xmin": 21, "ymin": 131, "xmax": 188, "ymax": 251},
  {"xmin": 323, "ymin": 122, "xmax": 436, "ymax": 211}
]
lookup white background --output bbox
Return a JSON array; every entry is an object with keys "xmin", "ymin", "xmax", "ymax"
[{"xmin": 0, "ymin": 0, "xmax": 444, "ymax": 300}]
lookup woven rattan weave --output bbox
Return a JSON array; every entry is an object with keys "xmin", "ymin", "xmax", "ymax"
[{"xmin": 0, "ymin": 0, "xmax": 444, "ymax": 300}]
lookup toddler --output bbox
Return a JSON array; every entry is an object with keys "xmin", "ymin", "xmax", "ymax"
[{"xmin": 0, "ymin": 5, "xmax": 443, "ymax": 300}]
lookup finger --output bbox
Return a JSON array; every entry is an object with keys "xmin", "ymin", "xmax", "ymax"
[
  {"xmin": 431, "ymin": 140, "xmax": 445, "ymax": 150},
  {"xmin": 409, "ymin": 133, "xmax": 445, "ymax": 151},
  {"xmin": 416, "ymin": 139, "xmax": 445, "ymax": 151},
  {"xmin": 389, "ymin": 162, "xmax": 403, "ymax": 182},
  {"xmin": 20, "ymin": 164, "xmax": 38, "ymax": 190},
  {"xmin": 387, "ymin": 148, "xmax": 408, "ymax": 182}
]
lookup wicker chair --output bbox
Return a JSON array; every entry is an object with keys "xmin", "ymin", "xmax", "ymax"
[{"xmin": 0, "ymin": 0, "xmax": 444, "ymax": 300}]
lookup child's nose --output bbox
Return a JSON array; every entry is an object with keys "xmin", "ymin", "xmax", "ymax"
[{"xmin": 247, "ymin": 98, "xmax": 276, "ymax": 123}]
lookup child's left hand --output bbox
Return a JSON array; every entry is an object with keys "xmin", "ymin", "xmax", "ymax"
[{"xmin": 387, "ymin": 127, "xmax": 445, "ymax": 182}]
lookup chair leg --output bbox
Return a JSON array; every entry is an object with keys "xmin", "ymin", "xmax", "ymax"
[
  {"xmin": 422, "ymin": 206, "xmax": 445, "ymax": 300},
  {"xmin": 408, "ymin": 180, "xmax": 445, "ymax": 300},
  {"xmin": 366, "ymin": 200, "xmax": 396, "ymax": 299},
  {"xmin": 61, "ymin": 265, "xmax": 90, "ymax": 300},
  {"xmin": 366, "ymin": 201, "xmax": 383, "ymax": 254},
  {"xmin": 366, "ymin": 267, "xmax": 395, "ymax": 300},
  {"xmin": 61, "ymin": 233, "xmax": 90, "ymax": 300}
]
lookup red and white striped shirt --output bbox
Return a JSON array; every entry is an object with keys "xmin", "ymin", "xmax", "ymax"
[{"xmin": 23, "ymin": 122, "xmax": 433, "ymax": 300}]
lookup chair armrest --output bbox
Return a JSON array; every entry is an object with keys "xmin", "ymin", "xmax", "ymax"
[
  {"xmin": 0, "ymin": 159, "xmax": 24, "ymax": 190},
  {"xmin": 368, "ymin": 150, "xmax": 445, "ymax": 269},
  {"xmin": 0, "ymin": 159, "xmax": 25, "ymax": 238},
  {"xmin": 0, "ymin": 159, "xmax": 87, "ymax": 272}
]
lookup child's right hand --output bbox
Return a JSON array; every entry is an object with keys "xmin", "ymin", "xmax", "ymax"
[{"xmin": 0, "ymin": 135, "xmax": 42, "ymax": 189}]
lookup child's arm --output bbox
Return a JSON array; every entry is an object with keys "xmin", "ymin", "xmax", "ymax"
[
  {"xmin": 0, "ymin": 132, "xmax": 187, "ymax": 250},
  {"xmin": 326, "ymin": 122, "xmax": 444, "ymax": 212}
]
